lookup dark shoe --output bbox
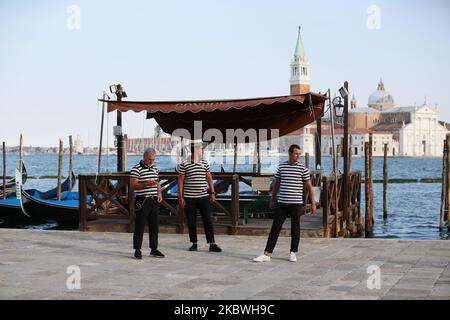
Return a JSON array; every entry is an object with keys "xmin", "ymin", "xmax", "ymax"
[
  {"xmin": 134, "ymin": 249, "xmax": 142, "ymax": 259},
  {"xmin": 189, "ymin": 243, "xmax": 198, "ymax": 251},
  {"xmin": 209, "ymin": 244, "xmax": 222, "ymax": 253},
  {"xmin": 150, "ymin": 249, "xmax": 165, "ymax": 258}
]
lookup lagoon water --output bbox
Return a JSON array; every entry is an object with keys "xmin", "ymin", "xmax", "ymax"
[{"xmin": 0, "ymin": 153, "xmax": 448, "ymax": 240}]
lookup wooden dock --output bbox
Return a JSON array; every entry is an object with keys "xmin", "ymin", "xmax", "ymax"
[
  {"xmin": 87, "ymin": 211, "xmax": 327, "ymax": 238},
  {"xmin": 79, "ymin": 171, "xmax": 363, "ymax": 238}
]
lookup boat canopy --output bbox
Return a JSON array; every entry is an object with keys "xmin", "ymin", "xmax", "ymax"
[{"xmin": 102, "ymin": 92, "xmax": 326, "ymax": 141}]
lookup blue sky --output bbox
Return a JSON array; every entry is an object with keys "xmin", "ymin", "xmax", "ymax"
[{"xmin": 1, "ymin": 0, "xmax": 449, "ymax": 147}]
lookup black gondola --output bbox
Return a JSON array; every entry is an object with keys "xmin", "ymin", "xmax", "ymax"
[
  {"xmin": 20, "ymin": 172, "xmax": 78, "ymax": 225},
  {"xmin": 0, "ymin": 172, "xmax": 76, "ymax": 224},
  {"xmin": 0, "ymin": 162, "xmax": 27, "ymax": 198}
]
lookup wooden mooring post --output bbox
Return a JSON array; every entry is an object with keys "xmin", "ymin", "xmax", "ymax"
[
  {"xmin": 369, "ymin": 134, "xmax": 374, "ymax": 227},
  {"xmin": 2, "ymin": 142, "xmax": 6, "ymax": 200},
  {"xmin": 69, "ymin": 135, "xmax": 73, "ymax": 192},
  {"xmin": 447, "ymin": 134, "xmax": 450, "ymax": 231},
  {"xmin": 365, "ymin": 140, "xmax": 373, "ymax": 237},
  {"xmin": 19, "ymin": 134, "xmax": 23, "ymax": 176},
  {"xmin": 440, "ymin": 138, "xmax": 447, "ymax": 230},
  {"xmin": 57, "ymin": 139, "xmax": 63, "ymax": 201},
  {"xmin": 383, "ymin": 143, "xmax": 388, "ymax": 220}
]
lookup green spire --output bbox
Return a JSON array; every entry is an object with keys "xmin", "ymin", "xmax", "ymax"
[{"xmin": 294, "ymin": 26, "xmax": 305, "ymax": 57}]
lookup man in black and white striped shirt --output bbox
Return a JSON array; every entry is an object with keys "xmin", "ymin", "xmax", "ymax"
[
  {"xmin": 254, "ymin": 144, "xmax": 316, "ymax": 263},
  {"xmin": 177, "ymin": 142, "xmax": 222, "ymax": 253},
  {"xmin": 130, "ymin": 148, "xmax": 164, "ymax": 259}
]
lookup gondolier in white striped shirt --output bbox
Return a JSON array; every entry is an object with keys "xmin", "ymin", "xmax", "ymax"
[
  {"xmin": 254, "ymin": 144, "xmax": 317, "ymax": 263},
  {"xmin": 177, "ymin": 141, "xmax": 222, "ymax": 253},
  {"xmin": 130, "ymin": 148, "xmax": 164, "ymax": 259}
]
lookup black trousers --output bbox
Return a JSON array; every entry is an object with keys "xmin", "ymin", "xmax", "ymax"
[
  {"xmin": 184, "ymin": 196, "xmax": 215, "ymax": 244},
  {"xmin": 133, "ymin": 195, "xmax": 159, "ymax": 250},
  {"xmin": 265, "ymin": 203, "xmax": 304, "ymax": 254}
]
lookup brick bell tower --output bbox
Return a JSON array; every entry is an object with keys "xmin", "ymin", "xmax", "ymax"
[{"xmin": 290, "ymin": 26, "xmax": 310, "ymax": 95}]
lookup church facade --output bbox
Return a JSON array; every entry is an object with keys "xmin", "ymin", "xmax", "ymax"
[
  {"xmin": 349, "ymin": 80, "xmax": 448, "ymax": 157},
  {"xmin": 289, "ymin": 27, "xmax": 448, "ymax": 157}
]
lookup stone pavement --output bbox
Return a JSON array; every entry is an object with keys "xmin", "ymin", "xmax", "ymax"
[{"xmin": 0, "ymin": 229, "xmax": 449, "ymax": 300}]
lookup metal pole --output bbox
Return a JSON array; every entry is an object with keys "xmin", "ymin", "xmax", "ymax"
[
  {"xmin": 252, "ymin": 141, "xmax": 257, "ymax": 173},
  {"xmin": 123, "ymin": 134, "xmax": 128, "ymax": 171},
  {"xmin": 234, "ymin": 141, "xmax": 238, "ymax": 173},
  {"xmin": 315, "ymin": 117, "xmax": 322, "ymax": 171},
  {"xmin": 257, "ymin": 133, "xmax": 261, "ymax": 174},
  {"xmin": 348, "ymin": 135, "xmax": 353, "ymax": 172},
  {"xmin": 98, "ymin": 93, "xmax": 106, "ymax": 174},
  {"xmin": 343, "ymin": 81, "xmax": 349, "ymax": 228},
  {"xmin": 117, "ymin": 92, "xmax": 123, "ymax": 173}
]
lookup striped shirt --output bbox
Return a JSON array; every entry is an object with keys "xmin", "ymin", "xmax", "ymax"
[
  {"xmin": 177, "ymin": 159, "xmax": 210, "ymax": 198},
  {"xmin": 130, "ymin": 160, "xmax": 159, "ymax": 197},
  {"xmin": 274, "ymin": 161, "xmax": 310, "ymax": 204}
]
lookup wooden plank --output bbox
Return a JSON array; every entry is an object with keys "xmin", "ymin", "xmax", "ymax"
[
  {"xmin": 160, "ymin": 199, "xmax": 178, "ymax": 215},
  {"xmin": 212, "ymin": 200, "xmax": 231, "ymax": 217},
  {"xmin": 238, "ymin": 176, "xmax": 252, "ymax": 187}
]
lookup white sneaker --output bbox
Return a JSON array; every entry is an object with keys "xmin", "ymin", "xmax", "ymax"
[
  {"xmin": 289, "ymin": 252, "xmax": 297, "ymax": 262},
  {"xmin": 253, "ymin": 254, "xmax": 271, "ymax": 262}
]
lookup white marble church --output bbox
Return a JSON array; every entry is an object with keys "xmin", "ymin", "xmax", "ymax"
[
  {"xmin": 287, "ymin": 26, "xmax": 448, "ymax": 157},
  {"xmin": 351, "ymin": 80, "xmax": 448, "ymax": 157}
]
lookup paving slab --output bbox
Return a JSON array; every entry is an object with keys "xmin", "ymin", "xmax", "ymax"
[{"xmin": 0, "ymin": 229, "xmax": 449, "ymax": 300}]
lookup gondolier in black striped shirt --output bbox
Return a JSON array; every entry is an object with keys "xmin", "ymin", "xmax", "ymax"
[
  {"xmin": 177, "ymin": 141, "xmax": 222, "ymax": 253},
  {"xmin": 130, "ymin": 148, "xmax": 164, "ymax": 259},
  {"xmin": 254, "ymin": 144, "xmax": 316, "ymax": 263}
]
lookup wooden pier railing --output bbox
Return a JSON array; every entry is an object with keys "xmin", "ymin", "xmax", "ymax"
[
  {"xmin": 79, "ymin": 174, "xmax": 135, "ymax": 232},
  {"xmin": 156, "ymin": 173, "xmax": 241, "ymax": 235},
  {"xmin": 78, "ymin": 171, "xmax": 362, "ymax": 238},
  {"xmin": 321, "ymin": 171, "xmax": 362, "ymax": 237}
]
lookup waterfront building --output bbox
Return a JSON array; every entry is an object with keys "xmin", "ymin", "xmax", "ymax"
[{"xmin": 349, "ymin": 80, "xmax": 448, "ymax": 156}]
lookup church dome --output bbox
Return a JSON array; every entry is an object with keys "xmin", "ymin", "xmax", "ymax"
[{"xmin": 368, "ymin": 79, "xmax": 394, "ymax": 111}]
